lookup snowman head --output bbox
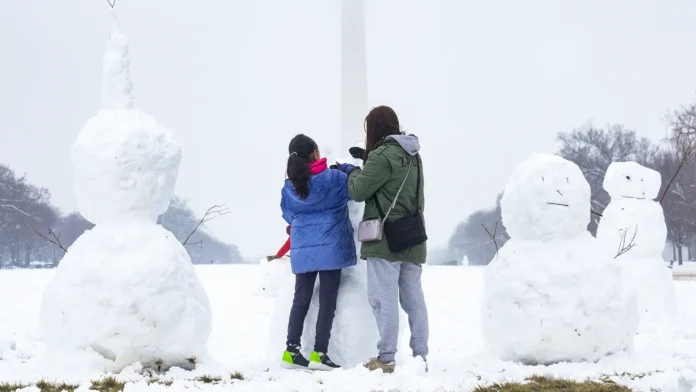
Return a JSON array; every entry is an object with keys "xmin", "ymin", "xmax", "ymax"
[
  {"xmin": 72, "ymin": 110, "xmax": 182, "ymax": 225},
  {"xmin": 501, "ymin": 153, "xmax": 591, "ymax": 241},
  {"xmin": 603, "ymin": 161, "xmax": 661, "ymax": 201}
]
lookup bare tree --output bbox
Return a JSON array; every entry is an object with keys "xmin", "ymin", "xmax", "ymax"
[
  {"xmin": 557, "ymin": 123, "xmax": 655, "ymax": 234},
  {"xmin": 660, "ymin": 103, "xmax": 696, "ymax": 204}
]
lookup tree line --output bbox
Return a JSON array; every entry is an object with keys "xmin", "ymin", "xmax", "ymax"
[
  {"xmin": 449, "ymin": 100, "xmax": 696, "ymax": 266},
  {"xmin": 0, "ymin": 163, "xmax": 241, "ymax": 267}
]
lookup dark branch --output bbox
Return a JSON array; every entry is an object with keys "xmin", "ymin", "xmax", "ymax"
[
  {"xmin": 182, "ymin": 205, "xmax": 231, "ymax": 246},
  {"xmin": 106, "ymin": 0, "xmax": 116, "ymax": 8},
  {"xmin": 615, "ymin": 225, "xmax": 638, "ymax": 259},
  {"xmin": 591, "ymin": 210, "xmax": 603, "ymax": 217},
  {"xmin": 24, "ymin": 222, "xmax": 68, "ymax": 253},
  {"xmin": 482, "ymin": 222, "xmax": 500, "ymax": 256}
]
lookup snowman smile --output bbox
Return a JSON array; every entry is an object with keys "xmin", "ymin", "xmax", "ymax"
[{"xmin": 546, "ymin": 202, "xmax": 569, "ymax": 207}]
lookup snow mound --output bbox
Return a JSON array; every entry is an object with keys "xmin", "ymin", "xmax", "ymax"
[
  {"xmin": 501, "ymin": 153, "xmax": 590, "ymax": 241},
  {"xmin": 40, "ymin": 224, "xmax": 212, "ymax": 371},
  {"xmin": 603, "ymin": 161, "xmax": 662, "ymax": 201},
  {"xmin": 483, "ymin": 153, "xmax": 638, "ymax": 364},
  {"xmin": 254, "ymin": 257, "xmax": 291, "ymax": 297},
  {"xmin": 597, "ymin": 162, "xmax": 676, "ymax": 322}
]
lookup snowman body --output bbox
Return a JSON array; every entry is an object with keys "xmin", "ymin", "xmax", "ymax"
[
  {"xmin": 39, "ymin": 19, "xmax": 211, "ymax": 371},
  {"xmin": 596, "ymin": 162, "xmax": 676, "ymax": 322},
  {"xmin": 482, "ymin": 154, "xmax": 638, "ymax": 364},
  {"xmin": 255, "ymin": 256, "xmax": 292, "ymax": 297}
]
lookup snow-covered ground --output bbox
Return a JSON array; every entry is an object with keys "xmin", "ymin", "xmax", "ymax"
[{"xmin": 1, "ymin": 265, "xmax": 696, "ymax": 392}]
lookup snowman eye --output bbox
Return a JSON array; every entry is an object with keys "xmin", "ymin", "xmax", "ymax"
[
  {"xmin": 626, "ymin": 176, "xmax": 631, "ymax": 180},
  {"xmin": 542, "ymin": 177, "xmax": 545, "ymax": 182}
]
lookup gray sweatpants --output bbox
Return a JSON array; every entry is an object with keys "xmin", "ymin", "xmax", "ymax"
[{"xmin": 366, "ymin": 257, "xmax": 429, "ymax": 363}]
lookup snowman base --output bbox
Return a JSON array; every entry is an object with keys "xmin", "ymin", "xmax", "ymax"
[
  {"xmin": 40, "ymin": 224, "xmax": 212, "ymax": 372},
  {"xmin": 618, "ymin": 257, "xmax": 676, "ymax": 323},
  {"xmin": 483, "ymin": 237, "xmax": 639, "ymax": 365}
]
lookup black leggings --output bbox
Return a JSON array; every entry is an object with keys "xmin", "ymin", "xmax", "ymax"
[{"xmin": 286, "ymin": 269, "xmax": 342, "ymax": 353}]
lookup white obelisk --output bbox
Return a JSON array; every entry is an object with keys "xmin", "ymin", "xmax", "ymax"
[{"xmin": 340, "ymin": 0, "xmax": 368, "ymax": 153}]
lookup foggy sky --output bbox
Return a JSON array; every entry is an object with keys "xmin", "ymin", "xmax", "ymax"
[{"xmin": 2, "ymin": 0, "xmax": 696, "ymax": 259}]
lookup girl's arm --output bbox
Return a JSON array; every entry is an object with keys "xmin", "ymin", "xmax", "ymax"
[
  {"xmin": 276, "ymin": 237, "xmax": 291, "ymax": 258},
  {"xmin": 347, "ymin": 152, "xmax": 391, "ymax": 202}
]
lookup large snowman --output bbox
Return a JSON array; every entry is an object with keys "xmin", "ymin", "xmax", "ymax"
[
  {"xmin": 267, "ymin": 144, "xmax": 409, "ymax": 368},
  {"xmin": 482, "ymin": 153, "xmax": 639, "ymax": 364},
  {"xmin": 596, "ymin": 162, "xmax": 676, "ymax": 323},
  {"xmin": 39, "ymin": 14, "xmax": 212, "ymax": 372}
]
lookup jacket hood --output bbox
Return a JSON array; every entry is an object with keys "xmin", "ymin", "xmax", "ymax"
[{"xmin": 386, "ymin": 134, "xmax": 420, "ymax": 156}]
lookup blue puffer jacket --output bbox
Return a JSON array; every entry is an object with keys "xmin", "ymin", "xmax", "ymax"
[{"xmin": 281, "ymin": 166, "xmax": 357, "ymax": 274}]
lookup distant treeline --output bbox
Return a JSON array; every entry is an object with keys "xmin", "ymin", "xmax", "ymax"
[{"xmin": 0, "ymin": 164, "xmax": 241, "ymax": 268}]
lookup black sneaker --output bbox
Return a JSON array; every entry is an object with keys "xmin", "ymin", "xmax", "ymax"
[
  {"xmin": 309, "ymin": 351, "xmax": 340, "ymax": 371},
  {"xmin": 281, "ymin": 345, "xmax": 309, "ymax": 369}
]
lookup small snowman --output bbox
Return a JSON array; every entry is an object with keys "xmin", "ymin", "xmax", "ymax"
[
  {"xmin": 39, "ymin": 13, "xmax": 212, "ymax": 372},
  {"xmin": 596, "ymin": 162, "xmax": 676, "ymax": 323},
  {"xmin": 482, "ymin": 153, "xmax": 638, "ymax": 364},
  {"xmin": 268, "ymin": 143, "xmax": 410, "ymax": 368},
  {"xmin": 255, "ymin": 256, "xmax": 292, "ymax": 297}
]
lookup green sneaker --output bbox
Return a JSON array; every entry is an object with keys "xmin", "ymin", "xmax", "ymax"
[
  {"xmin": 309, "ymin": 351, "xmax": 340, "ymax": 371},
  {"xmin": 364, "ymin": 357, "xmax": 395, "ymax": 374},
  {"xmin": 281, "ymin": 350, "xmax": 309, "ymax": 369}
]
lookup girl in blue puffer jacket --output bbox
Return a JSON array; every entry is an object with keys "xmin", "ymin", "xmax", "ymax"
[{"xmin": 280, "ymin": 134, "xmax": 357, "ymax": 371}]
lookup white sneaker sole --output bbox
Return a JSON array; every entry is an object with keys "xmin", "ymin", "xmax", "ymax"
[
  {"xmin": 280, "ymin": 361, "xmax": 309, "ymax": 370},
  {"xmin": 308, "ymin": 361, "xmax": 338, "ymax": 371}
]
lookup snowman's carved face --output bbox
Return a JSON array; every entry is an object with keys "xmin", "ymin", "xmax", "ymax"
[
  {"xmin": 603, "ymin": 162, "xmax": 661, "ymax": 201},
  {"xmin": 502, "ymin": 154, "xmax": 591, "ymax": 241},
  {"xmin": 72, "ymin": 110, "xmax": 182, "ymax": 225}
]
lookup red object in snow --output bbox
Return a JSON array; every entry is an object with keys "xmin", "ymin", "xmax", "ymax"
[
  {"xmin": 271, "ymin": 225, "xmax": 291, "ymax": 258},
  {"xmin": 277, "ymin": 237, "xmax": 291, "ymax": 258}
]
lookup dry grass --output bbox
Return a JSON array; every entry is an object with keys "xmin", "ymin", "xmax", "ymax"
[
  {"xmin": 230, "ymin": 371, "xmax": 245, "ymax": 381},
  {"xmin": 473, "ymin": 376, "xmax": 636, "ymax": 392},
  {"xmin": 35, "ymin": 380, "xmax": 80, "ymax": 392},
  {"xmin": 90, "ymin": 376, "xmax": 126, "ymax": 392}
]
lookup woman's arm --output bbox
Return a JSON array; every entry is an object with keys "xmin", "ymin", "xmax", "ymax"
[{"xmin": 347, "ymin": 152, "xmax": 391, "ymax": 202}]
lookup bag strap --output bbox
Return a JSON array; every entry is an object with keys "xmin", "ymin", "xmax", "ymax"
[{"xmin": 373, "ymin": 155, "xmax": 417, "ymax": 220}]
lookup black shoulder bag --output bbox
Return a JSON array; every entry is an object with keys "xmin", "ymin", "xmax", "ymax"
[{"xmin": 373, "ymin": 155, "xmax": 428, "ymax": 253}]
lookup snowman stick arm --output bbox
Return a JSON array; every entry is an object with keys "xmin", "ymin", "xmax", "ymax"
[
  {"xmin": 182, "ymin": 205, "xmax": 230, "ymax": 246},
  {"xmin": 481, "ymin": 222, "xmax": 500, "ymax": 255},
  {"xmin": 24, "ymin": 222, "xmax": 68, "ymax": 253}
]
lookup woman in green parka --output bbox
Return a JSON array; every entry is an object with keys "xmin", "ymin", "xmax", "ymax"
[{"xmin": 347, "ymin": 106, "xmax": 429, "ymax": 373}]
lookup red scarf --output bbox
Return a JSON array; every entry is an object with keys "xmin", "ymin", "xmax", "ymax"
[{"xmin": 310, "ymin": 158, "xmax": 327, "ymax": 175}]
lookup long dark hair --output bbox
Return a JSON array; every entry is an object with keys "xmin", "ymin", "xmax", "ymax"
[
  {"xmin": 287, "ymin": 134, "xmax": 318, "ymax": 199},
  {"xmin": 364, "ymin": 106, "xmax": 401, "ymax": 162}
]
